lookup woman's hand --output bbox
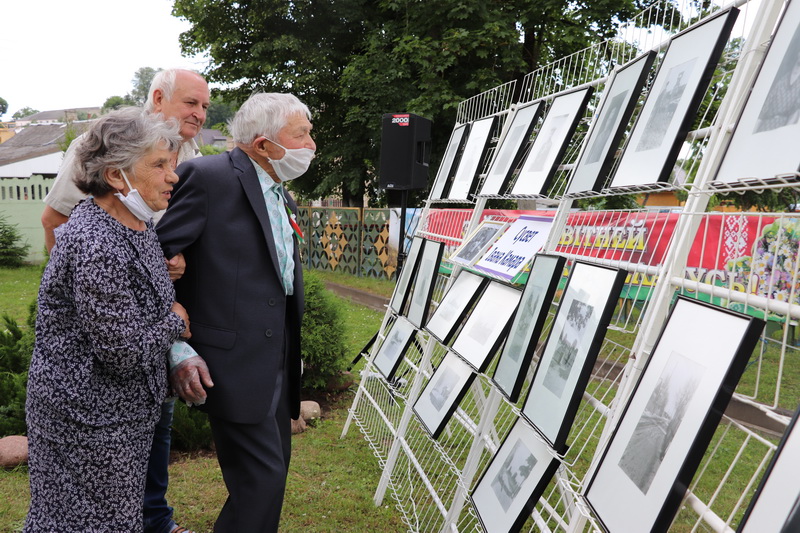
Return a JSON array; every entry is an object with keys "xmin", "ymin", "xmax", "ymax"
[{"xmin": 171, "ymin": 301, "xmax": 191, "ymax": 339}]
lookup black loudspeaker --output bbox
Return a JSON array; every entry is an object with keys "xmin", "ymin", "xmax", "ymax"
[{"xmin": 379, "ymin": 113, "xmax": 432, "ymax": 190}]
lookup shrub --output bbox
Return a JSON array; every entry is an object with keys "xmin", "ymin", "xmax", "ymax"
[
  {"xmin": 170, "ymin": 400, "xmax": 213, "ymax": 450},
  {"xmin": 0, "ymin": 305, "xmax": 35, "ymax": 437},
  {"xmin": 300, "ymin": 269, "xmax": 349, "ymax": 390},
  {"xmin": 0, "ymin": 214, "xmax": 31, "ymax": 267}
]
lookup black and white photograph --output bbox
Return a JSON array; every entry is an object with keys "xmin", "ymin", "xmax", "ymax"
[
  {"xmin": 609, "ymin": 8, "xmax": 739, "ymax": 189},
  {"xmin": 425, "ymin": 270, "xmax": 488, "ymax": 344},
  {"xmin": 567, "ymin": 51, "xmax": 656, "ymax": 195},
  {"xmin": 714, "ymin": 0, "xmax": 800, "ymax": 184},
  {"xmin": 584, "ymin": 297, "xmax": 764, "ymax": 533},
  {"xmin": 479, "ymin": 101, "xmax": 543, "ymax": 196},
  {"xmin": 492, "ymin": 256, "xmax": 564, "ymax": 402},
  {"xmin": 406, "ymin": 239, "xmax": 444, "ymax": 329},
  {"xmin": 429, "ymin": 123, "xmax": 470, "ymax": 200},
  {"xmin": 511, "ymin": 87, "xmax": 593, "ymax": 196},
  {"xmin": 618, "ymin": 351, "xmax": 704, "ymax": 494},
  {"xmin": 471, "ymin": 419, "xmax": 564, "ymax": 533},
  {"xmin": 446, "ymin": 115, "xmax": 498, "ymax": 200},
  {"xmin": 542, "ymin": 300, "xmax": 594, "ymax": 398},
  {"xmin": 451, "ymin": 281, "xmax": 522, "ymax": 372},
  {"xmin": 450, "ymin": 220, "xmax": 508, "ymax": 267},
  {"xmin": 522, "ymin": 261, "xmax": 627, "ymax": 449},
  {"xmin": 738, "ymin": 404, "xmax": 800, "ymax": 533},
  {"xmin": 372, "ymin": 317, "xmax": 418, "ymax": 380},
  {"xmin": 413, "ymin": 353, "xmax": 476, "ymax": 439},
  {"xmin": 389, "ymin": 236, "xmax": 424, "ymax": 316}
]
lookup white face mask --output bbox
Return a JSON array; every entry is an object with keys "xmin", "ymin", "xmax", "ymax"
[
  {"xmin": 114, "ymin": 169, "xmax": 158, "ymax": 222},
  {"xmin": 266, "ymin": 138, "xmax": 315, "ymax": 182}
]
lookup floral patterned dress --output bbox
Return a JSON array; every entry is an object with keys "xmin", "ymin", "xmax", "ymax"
[{"xmin": 24, "ymin": 199, "xmax": 185, "ymax": 532}]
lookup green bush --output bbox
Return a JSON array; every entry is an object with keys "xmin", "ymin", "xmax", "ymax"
[
  {"xmin": 300, "ymin": 269, "xmax": 349, "ymax": 390},
  {"xmin": 170, "ymin": 400, "xmax": 213, "ymax": 450},
  {"xmin": 0, "ymin": 304, "xmax": 36, "ymax": 437},
  {"xmin": 0, "ymin": 214, "xmax": 31, "ymax": 267}
]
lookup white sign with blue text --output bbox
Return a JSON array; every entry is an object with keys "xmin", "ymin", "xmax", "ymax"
[{"xmin": 473, "ymin": 215, "xmax": 553, "ymax": 281}]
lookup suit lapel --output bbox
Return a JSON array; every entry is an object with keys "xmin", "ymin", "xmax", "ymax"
[{"xmin": 231, "ymin": 148, "xmax": 284, "ymax": 282}]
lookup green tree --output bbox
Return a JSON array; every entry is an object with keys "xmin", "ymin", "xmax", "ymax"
[
  {"xmin": 127, "ymin": 67, "xmax": 162, "ymax": 106},
  {"xmin": 102, "ymin": 95, "xmax": 130, "ymax": 113},
  {"xmin": 173, "ymin": 0, "xmax": 668, "ymax": 206},
  {"xmin": 12, "ymin": 107, "xmax": 39, "ymax": 120},
  {"xmin": 0, "ymin": 214, "xmax": 30, "ymax": 267},
  {"xmin": 0, "ymin": 97, "xmax": 7, "ymax": 117},
  {"xmin": 206, "ymin": 94, "xmax": 237, "ymax": 128}
]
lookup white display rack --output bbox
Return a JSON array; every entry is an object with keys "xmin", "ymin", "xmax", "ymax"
[{"xmin": 342, "ymin": 0, "xmax": 799, "ymax": 531}]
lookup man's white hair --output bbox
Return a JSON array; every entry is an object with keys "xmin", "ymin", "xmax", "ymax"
[
  {"xmin": 230, "ymin": 93, "xmax": 311, "ymax": 144},
  {"xmin": 143, "ymin": 69, "xmax": 204, "ymax": 113}
]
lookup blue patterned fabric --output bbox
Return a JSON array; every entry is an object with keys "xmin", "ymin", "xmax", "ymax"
[{"xmin": 251, "ymin": 159, "xmax": 295, "ymax": 295}]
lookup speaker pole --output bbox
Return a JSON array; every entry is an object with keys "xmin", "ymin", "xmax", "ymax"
[{"xmin": 397, "ymin": 189, "xmax": 409, "ymax": 274}]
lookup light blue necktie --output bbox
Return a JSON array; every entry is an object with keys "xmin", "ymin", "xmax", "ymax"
[{"xmin": 252, "ymin": 159, "xmax": 295, "ymax": 295}]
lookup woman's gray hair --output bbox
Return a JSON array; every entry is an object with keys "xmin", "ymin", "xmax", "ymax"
[
  {"xmin": 74, "ymin": 107, "xmax": 183, "ymax": 197},
  {"xmin": 230, "ymin": 93, "xmax": 311, "ymax": 144}
]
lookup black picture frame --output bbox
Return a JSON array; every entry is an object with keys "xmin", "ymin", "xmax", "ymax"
[
  {"xmin": 737, "ymin": 403, "xmax": 800, "ymax": 532},
  {"xmin": 413, "ymin": 352, "xmax": 477, "ymax": 439},
  {"xmin": 430, "ymin": 123, "xmax": 471, "ymax": 200},
  {"xmin": 446, "ymin": 115, "xmax": 499, "ymax": 200},
  {"xmin": 584, "ymin": 297, "xmax": 765, "ymax": 533},
  {"xmin": 470, "ymin": 418, "xmax": 566, "ymax": 533},
  {"xmin": 389, "ymin": 236, "xmax": 425, "ymax": 316},
  {"xmin": 424, "ymin": 270, "xmax": 488, "ymax": 345},
  {"xmin": 609, "ymin": 8, "xmax": 740, "ymax": 189},
  {"xmin": 511, "ymin": 86, "xmax": 594, "ymax": 196},
  {"xmin": 521, "ymin": 261, "xmax": 627, "ymax": 450},
  {"xmin": 492, "ymin": 254, "xmax": 566, "ymax": 403},
  {"xmin": 451, "ymin": 281, "xmax": 522, "ymax": 372},
  {"xmin": 406, "ymin": 239, "xmax": 445, "ymax": 329},
  {"xmin": 567, "ymin": 51, "xmax": 657, "ymax": 194},
  {"xmin": 714, "ymin": 0, "xmax": 800, "ymax": 185},
  {"xmin": 372, "ymin": 317, "xmax": 418, "ymax": 381},
  {"xmin": 479, "ymin": 101, "xmax": 544, "ymax": 196}
]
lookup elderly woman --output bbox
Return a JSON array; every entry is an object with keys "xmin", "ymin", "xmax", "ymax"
[{"xmin": 24, "ymin": 107, "xmax": 190, "ymax": 532}]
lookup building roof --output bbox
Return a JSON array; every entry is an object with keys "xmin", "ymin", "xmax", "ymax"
[
  {"xmin": 19, "ymin": 107, "xmax": 101, "ymax": 122},
  {"xmin": 197, "ymin": 128, "xmax": 229, "ymax": 146},
  {"xmin": 0, "ymin": 122, "xmax": 92, "ymax": 167}
]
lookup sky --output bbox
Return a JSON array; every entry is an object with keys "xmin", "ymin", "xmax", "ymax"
[{"xmin": 0, "ymin": 0, "xmax": 209, "ymax": 121}]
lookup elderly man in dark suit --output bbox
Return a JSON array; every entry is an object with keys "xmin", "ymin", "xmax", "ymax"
[{"xmin": 156, "ymin": 93, "xmax": 315, "ymax": 532}]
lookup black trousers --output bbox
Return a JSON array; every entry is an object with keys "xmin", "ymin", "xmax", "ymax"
[{"xmin": 210, "ymin": 363, "xmax": 291, "ymax": 533}]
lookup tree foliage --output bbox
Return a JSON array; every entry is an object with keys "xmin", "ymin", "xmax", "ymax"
[
  {"xmin": 0, "ymin": 97, "xmax": 7, "ymax": 117},
  {"xmin": 12, "ymin": 107, "xmax": 39, "ymax": 120},
  {"xmin": 0, "ymin": 214, "xmax": 30, "ymax": 267},
  {"xmin": 102, "ymin": 95, "xmax": 130, "ymax": 113},
  {"xmin": 173, "ymin": 0, "xmax": 661, "ymax": 206},
  {"xmin": 128, "ymin": 67, "xmax": 162, "ymax": 106}
]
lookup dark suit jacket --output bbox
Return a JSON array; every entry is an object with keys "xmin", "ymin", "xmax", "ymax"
[{"xmin": 157, "ymin": 147, "xmax": 304, "ymax": 423}]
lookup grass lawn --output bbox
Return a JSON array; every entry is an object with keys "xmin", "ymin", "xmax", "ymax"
[{"xmin": 0, "ymin": 266, "xmax": 404, "ymax": 532}]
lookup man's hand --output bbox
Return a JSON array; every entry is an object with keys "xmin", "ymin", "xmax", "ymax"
[
  {"xmin": 170, "ymin": 355, "xmax": 214, "ymax": 405},
  {"xmin": 166, "ymin": 253, "xmax": 186, "ymax": 281}
]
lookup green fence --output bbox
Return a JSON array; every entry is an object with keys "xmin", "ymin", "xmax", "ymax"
[{"xmin": 297, "ymin": 206, "xmax": 396, "ymax": 280}]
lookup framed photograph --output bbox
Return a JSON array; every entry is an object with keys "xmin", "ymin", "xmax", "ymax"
[
  {"xmin": 567, "ymin": 52, "xmax": 656, "ymax": 195},
  {"xmin": 406, "ymin": 239, "xmax": 445, "ymax": 329},
  {"xmin": 493, "ymin": 254, "xmax": 566, "ymax": 403},
  {"xmin": 449, "ymin": 219, "xmax": 509, "ymax": 267},
  {"xmin": 714, "ymin": 0, "xmax": 800, "ymax": 184},
  {"xmin": 738, "ymin": 404, "xmax": 800, "ymax": 532},
  {"xmin": 584, "ymin": 297, "xmax": 764, "ymax": 533},
  {"xmin": 471, "ymin": 419, "xmax": 565, "ymax": 533},
  {"xmin": 446, "ymin": 115, "xmax": 499, "ymax": 200},
  {"xmin": 372, "ymin": 317, "xmax": 418, "ymax": 380},
  {"xmin": 479, "ymin": 101, "xmax": 544, "ymax": 196},
  {"xmin": 389, "ymin": 236, "xmax": 425, "ymax": 316},
  {"xmin": 413, "ymin": 352, "xmax": 477, "ymax": 439},
  {"xmin": 451, "ymin": 281, "xmax": 522, "ymax": 372},
  {"xmin": 609, "ymin": 8, "xmax": 739, "ymax": 189},
  {"xmin": 510, "ymin": 86, "xmax": 594, "ymax": 196},
  {"xmin": 430, "ymin": 123, "xmax": 471, "ymax": 200},
  {"xmin": 521, "ymin": 261, "xmax": 627, "ymax": 449},
  {"xmin": 424, "ymin": 270, "xmax": 488, "ymax": 344}
]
